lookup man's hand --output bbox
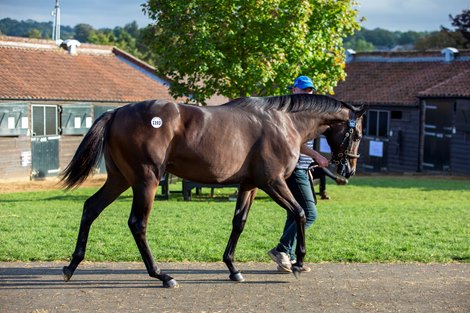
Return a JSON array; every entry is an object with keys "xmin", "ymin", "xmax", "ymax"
[{"xmin": 313, "ymin": 154, "xmax": 329, "ymax": 168}]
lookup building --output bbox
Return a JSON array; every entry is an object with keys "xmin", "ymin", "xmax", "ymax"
[
  {"xmin": 333, "ymin": 48, "xmax": 470, "ymax": 175},
  {"xmin": 0, "ymin": 36, "xmax": 226, "ymax": 180}
]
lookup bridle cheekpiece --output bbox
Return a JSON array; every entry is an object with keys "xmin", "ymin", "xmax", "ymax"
[{"xmin": 332, "ymin": 112, "xmax": 360, "ymax": 166}]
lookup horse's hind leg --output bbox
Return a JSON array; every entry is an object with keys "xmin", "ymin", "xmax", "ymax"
[
  {"xmin": 223, "ymin": 186, "xmax": 257, "ymax": 282},
  {"xmin": 128, "ymin": 181, "xmax": 178, "ymax": 288},
  {"xmin": 63, "ymin": 174, "xmax": 129, "ymax": 281}
]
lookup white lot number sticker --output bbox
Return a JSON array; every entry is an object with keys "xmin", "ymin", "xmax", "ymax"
[{"xmin": 151, "ymin": 117, "xmax": 163, "ymax": 128}]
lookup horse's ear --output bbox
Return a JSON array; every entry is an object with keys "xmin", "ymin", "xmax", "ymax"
[
  {"xmin": 355, "ymin": 105, "xmax": 367, "ymax": 118},
  {"xmin": 323, "ymin": 126, "xmax": 332, "ymax": 136}
]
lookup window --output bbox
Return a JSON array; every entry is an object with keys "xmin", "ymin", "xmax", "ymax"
[
  {"xmin": 391, "ymin": 111, "xmax": 402, "ymax": 119},
  {"xmin": 0, "ymin": 103, "xmax": 29, "ymax": 136},
  {"xmin": 61, "ymin": 105, "xmax": 93, "ymax": 135},
  {"xmin": 366, "ymin": 110, "xmax": 389, "ymax": 138},
  {"xmin": 32, "ymin": 105, "xmax": 58, "ymax": 136}
]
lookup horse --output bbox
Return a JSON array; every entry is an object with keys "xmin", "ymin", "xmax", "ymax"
[{"xmin": 60, "ymin": 93, "xmax": 364, "ymax": 288}]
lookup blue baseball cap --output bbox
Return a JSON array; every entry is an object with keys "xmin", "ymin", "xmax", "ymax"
[{"xmin": 288, "ymin": 75, "xmax": 316, "ymax": 91}]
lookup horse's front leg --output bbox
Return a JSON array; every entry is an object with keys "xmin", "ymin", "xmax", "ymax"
[
  {"xmin": 128, "ymin": 181, "xmax": 178, "ymax": 288},
  {"xmin": 223, "ymin": 186, "xmax": 257, "ymax": 282},
  {"xmin": 263, "ymin": 179, "xmax": 307, "ymax": 278}
]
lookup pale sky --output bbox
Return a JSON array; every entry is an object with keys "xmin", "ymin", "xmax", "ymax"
[{"xmin": 0, "ymin": 0, "xmax": 468, "ymax": 32}]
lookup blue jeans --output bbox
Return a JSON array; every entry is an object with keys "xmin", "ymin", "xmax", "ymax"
[{"xmin": 276, "ymin": 168, "xmax": 317, "ymax": 260}]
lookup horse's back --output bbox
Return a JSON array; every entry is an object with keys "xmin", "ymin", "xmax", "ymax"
[{"xmin": 105, "ymin": 99, "xmax": 299, "ymax": 186}]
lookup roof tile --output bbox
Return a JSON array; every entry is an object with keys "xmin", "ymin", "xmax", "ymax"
[
  {"xmin": 334, "ymin": 52, "xmax": 470, "ymax": 106},
  {"xmin": 0, "ymin": 36, "xmax": 176, "ymax": 103}
]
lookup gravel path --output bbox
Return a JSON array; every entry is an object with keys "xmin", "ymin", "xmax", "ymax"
[{"xmin": 1, "ymin": 261, "xmax": 468, "ymax": 313}]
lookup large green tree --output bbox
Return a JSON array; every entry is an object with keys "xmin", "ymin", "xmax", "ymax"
[{"xmin": 143, "ymin": 0, "xmax": 360, "ymax": 104}]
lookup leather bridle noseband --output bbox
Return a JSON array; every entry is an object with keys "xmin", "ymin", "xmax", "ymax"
[{"xmin": 331, "ymin": 112, "xmax": 361, "ymax": 166}]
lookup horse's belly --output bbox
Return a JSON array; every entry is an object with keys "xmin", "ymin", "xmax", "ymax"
[{"xmin": 166, "ymin": 159, "xmax": 243, "ymax": 184}]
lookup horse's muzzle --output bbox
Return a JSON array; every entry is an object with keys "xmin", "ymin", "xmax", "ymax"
[{"xmin": 337, "ymin": 162, "xmax": 355, "ymax": 179}]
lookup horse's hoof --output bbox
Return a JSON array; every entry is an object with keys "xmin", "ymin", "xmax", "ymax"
[
  {"xmin": 292, "ymin": 266, "xmax": 301, "ymax": 279},
  {"xmin": 229, "ymin": 272, "xmax": 245, "ymax": 282},
  {"xmin": 62, "ymin": 266, "xmax": 73, "ymax": 282},
  {"xmin": 163, "ymin": 279, "xmax": 179, "ymax": 288}
]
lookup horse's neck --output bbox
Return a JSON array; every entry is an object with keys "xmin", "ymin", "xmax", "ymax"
[{"xmin": 290, "ymin": 109, "xmax": 349, "ymax": 142}]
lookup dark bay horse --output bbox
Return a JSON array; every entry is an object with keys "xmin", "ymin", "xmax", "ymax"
[{"xmin": 60, "ymin": 94, "xmax": 364, "ymax": 288}]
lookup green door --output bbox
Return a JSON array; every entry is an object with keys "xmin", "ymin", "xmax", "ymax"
[{"xmin": 31, "ymin": 105, "xmax": 60, "ymax": 179}]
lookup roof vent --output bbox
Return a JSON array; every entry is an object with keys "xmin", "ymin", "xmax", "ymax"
[
  {"xmin": 59, "ymin": 39, "xmax": 81, "ymax": 56},
  {"xmin": 346, "ymin": 49, "xmax": 356, "ymax": 63},
  {"xmin": 441, "ymin": 47, "xmax": 459, "ymax": 62}
]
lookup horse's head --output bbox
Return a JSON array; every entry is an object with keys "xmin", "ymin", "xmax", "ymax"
[{"xmin": 324, "ymin": 107, "xmax": 365, "ymax": 178}]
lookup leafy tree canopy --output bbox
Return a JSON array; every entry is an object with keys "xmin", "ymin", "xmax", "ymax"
[
  {"xmin": 415, "ymin": 9, "xmax": 470, "ymax": 50},
  {"xmin": 143, "ymin": 0, "xmax": 360, "ymax": 104},
  {"xmin": 448, "ymin": 9, "xmax": 470, "ymax": 47}
]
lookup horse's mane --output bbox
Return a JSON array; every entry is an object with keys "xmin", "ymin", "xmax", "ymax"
[{"xmin": 222, "ymin": 94, "xmax": 357, "ymax": 114}]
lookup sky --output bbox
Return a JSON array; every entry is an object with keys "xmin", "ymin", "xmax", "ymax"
[{"xmin": 0, "ymin": 0, "xmax": 468, "ymax": 32}]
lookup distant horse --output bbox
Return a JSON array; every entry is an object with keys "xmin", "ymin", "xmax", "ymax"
[{"xmin": 60, "ymin": 94, "xmax": 364, "ymax": 288}]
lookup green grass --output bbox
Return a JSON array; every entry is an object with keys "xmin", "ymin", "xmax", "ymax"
[{"xmin": 0, "ymin": 176, "xmax": 468, "ymax": 263}]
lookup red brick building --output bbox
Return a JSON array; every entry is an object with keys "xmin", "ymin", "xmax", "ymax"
[{"xmin": 333, "ymin": 48, "xmax": 470, "ymax": 175}]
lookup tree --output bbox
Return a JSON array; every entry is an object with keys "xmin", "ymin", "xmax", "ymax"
[
  {"xmin": 344, "ymin": 37, "xmax": 375, "ymax": 52},
  {"xmin": 124, "ymin": 21, "xmax": 140, "ymax": 38},
  {"xmin": 415, "ymin": 9, "xmax": 470, "ymax": 51},
  {"xmin": 143, "ymin": 0, "xmax": 360, "ymax": 104},
  {"xmin": 448, "ymin": 9, "xmax": 470, "ymax": 48},
  {"xmin": 414, "ymin": 29, "xmax": 466, "ymax": 50},
  {"xmin": 27, "ymin": 28, "xmax": 42, "ymax": 39},
  {"xmin": 397, "ymin": 31, "xmax": 423, "ymax": 46},
  {"xmin": 73, "ymin": 23, "xmax": 94, "ymax": 42},
  {"xmin": 361, "ymin": 28, "xmax": 397, "ymax": 49}
]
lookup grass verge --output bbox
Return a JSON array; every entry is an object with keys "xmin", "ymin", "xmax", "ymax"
[{"xmin": 0, "ymin": 176, "xmax": 468, "ymax": 263}]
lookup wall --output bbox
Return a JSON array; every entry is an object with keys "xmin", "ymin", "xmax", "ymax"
[
  {"xmin": 0, "ymin": 136, "xmax": 31, "ymax": 179},
  {"xmin": 387, "ymin": 108, "xmax": 421, "ymax": 173},
  {"xmin": 356, "ymin": 105, "xmax": 420, "ymax": 174}
]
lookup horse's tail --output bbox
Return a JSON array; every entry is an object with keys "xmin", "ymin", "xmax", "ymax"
[{"xmin": 60, "ymin": 110, "xmax": 116, "ymax": 189}]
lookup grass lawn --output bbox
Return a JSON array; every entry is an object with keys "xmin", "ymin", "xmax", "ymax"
[{"xmin": 0, "ymin": 176, "xmax": 468, "ymax": 263}]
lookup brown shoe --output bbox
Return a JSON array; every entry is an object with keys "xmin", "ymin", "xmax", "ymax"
[
  {"xmin": 335, "ymin": 176, "xmax": 348, "ymax": 185},
  {"xmin": 320, "ymin": 191, "xmax": 330, "ymax": 200}
]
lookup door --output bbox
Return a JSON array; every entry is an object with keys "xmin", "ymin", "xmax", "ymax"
[
  {"xmin": 31, "ymin": 105, "xmax": 60, "ymax": 179},
  {"xmin": 362, "ymin": 110, "xmax": 390, "ymax": 171},
  {"xmin": 423, "ymin": 100, "xmax": 453, "ymax": 171}
]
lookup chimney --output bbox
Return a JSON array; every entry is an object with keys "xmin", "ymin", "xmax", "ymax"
[
  {"xmin": 346, "ymin": 49, "xmax": 356, "ymax": 63},
  {"xmin": 441, "ymin": 47, "xmax": 459, "ymax": 62},
  {"xmin": 59, "ymin": 39, "xmax": 81, "ymax": 56}
]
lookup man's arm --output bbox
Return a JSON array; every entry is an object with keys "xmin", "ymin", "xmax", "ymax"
[{"xmin": 300, "ymin": 145, "xmax": 329, "ymax": 167}]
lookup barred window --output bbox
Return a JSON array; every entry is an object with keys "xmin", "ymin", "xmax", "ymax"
[{"xmin": 366, "ymin": 110, "xmax": 389, "ymax": 138}]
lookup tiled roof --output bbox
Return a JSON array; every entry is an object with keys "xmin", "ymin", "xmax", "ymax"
[
  {"xmin": 0, "ymin": 36, "xmax": 176, "ymax": 103},
  {"xmin": 418, "ymin": 69, "xmax": 470, "ymax": 98},
  {"xmin": 334, "ymin": 50, "xmax": 470, "ymax": 106}
]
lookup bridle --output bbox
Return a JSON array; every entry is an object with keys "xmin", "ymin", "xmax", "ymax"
[{"xmin": 331, "ymin": 111, "xmax": 361, "ymax": 166}]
